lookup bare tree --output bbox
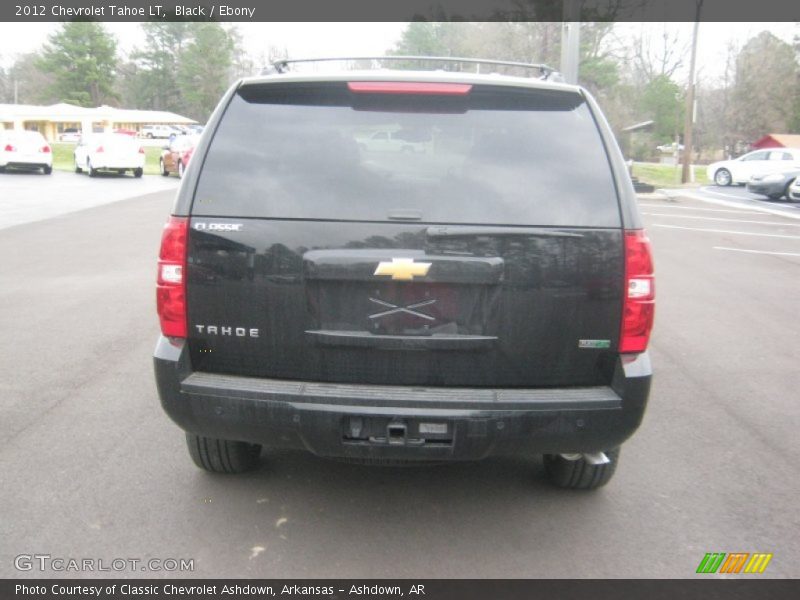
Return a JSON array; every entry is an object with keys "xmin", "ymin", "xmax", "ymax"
[{"xmin": 629, "ymin": 23, "xmax": 690, "ymax": 84}]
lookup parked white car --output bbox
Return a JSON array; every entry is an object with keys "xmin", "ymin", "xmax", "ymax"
[
  {"xmin": 58, "ymin": 128, "xmax": 82, "ymax": 143},
  {"xmin": 0, "ymin": 130, "xmax": 52, "ymax": 174},
  {"xmin": 707, "ymin": 148, "xmax": 800, "ymax": 186},
  {"xmin": 141, "ymin": 124, "xmax": 182, "ymax": 139},
  {"xmin": 74, "ymin": 133, "xmax": 145, "ymax": 178},
  {"xmin": 356, "ymin": 129, "xmax": 430, "ymax": 153}
]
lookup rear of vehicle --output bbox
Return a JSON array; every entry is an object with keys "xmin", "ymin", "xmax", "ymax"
[
  {"xmin": 0, "ymin": 131, "xmax": 52, "ymax": 174},
  {"xmin": 75, "ymin": 133, "xmax": 144, "ymax": 177},
  {"xmin": 154, "ymin": 69, "xmax": 654, "ymax": 489},
  {"xmin": 160, "ymin": 135, "xmax": 199, "ymax": 178},
  {"xmin": 59, "ymin": 128, "xmax": 81, "ymax": 143}
]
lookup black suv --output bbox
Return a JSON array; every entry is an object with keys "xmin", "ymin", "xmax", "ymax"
[{"xmin": 154, "ymin": 58, "xmax": 654, "ymax": 489}]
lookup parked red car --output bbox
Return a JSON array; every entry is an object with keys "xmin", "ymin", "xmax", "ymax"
[{"xmin": 159, "ymin": 135, "xmax": 199, "ymax": 178}]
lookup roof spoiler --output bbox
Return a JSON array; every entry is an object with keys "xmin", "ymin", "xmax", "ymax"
[{"xmin": 261, "ymin": 56, "xmax": 563, "ymax": 82}]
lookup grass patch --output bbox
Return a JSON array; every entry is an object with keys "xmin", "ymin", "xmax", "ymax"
[
  {"xmin": 52, "ymin": 143, "xmax": 163, "ymax": 175},
  {"xmin": 632, "ymin": 162, "xmax": 707, "ymax": 188}
]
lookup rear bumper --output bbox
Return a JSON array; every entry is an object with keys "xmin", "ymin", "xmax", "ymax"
[
  {"xmin": 92, "ymin": 161, "xmax": 144, "ymax": 170},
  {"xmin": 1, "ymin": 160, "xmax": 51, "ymax": 169},
  {"xmin": 154, "ymin": 337, "xmax": 652, "ymax": 461}
]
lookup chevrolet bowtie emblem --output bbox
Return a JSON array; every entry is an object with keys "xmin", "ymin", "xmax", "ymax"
[{"xmin": 373, "ymin": 258, "xmax": 432, "ymax": 281}]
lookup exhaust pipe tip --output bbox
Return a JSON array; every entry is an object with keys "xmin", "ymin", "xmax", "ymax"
[{"xmin": 558, "ymin": 452, "xmax": 610, "ymax": 465}]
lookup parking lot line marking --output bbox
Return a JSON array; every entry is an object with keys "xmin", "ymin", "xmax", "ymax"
[
  {"xmin": 638, "ymin": 203, "xmax": 754, "ymax": 214},
  {"xmin": 712, "ymin": 246, "xmax": 800, "ymax": 257},
  {"xmin": 653, "ymin": 224, "xmax": 800, "ymax": 240},
  {"xmin": 659, "ymin": 191, "xmax": 800, "ymax": 221},
  {"xmin": 698, "ymin": 187, "xmax": 757, "ymax": 200},
  {"xmin": 642, "ymin": 213, "xmax": 800, "ymax": 227}
]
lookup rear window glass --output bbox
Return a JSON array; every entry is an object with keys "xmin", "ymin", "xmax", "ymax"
[{"xmin": 193, "ymin": 82, "xmax": 621, "ymax": 227}]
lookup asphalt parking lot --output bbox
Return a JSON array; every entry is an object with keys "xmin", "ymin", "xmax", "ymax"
[
  {"xmin": 0, "ymin": 170, "xmax": 178, "ymax": 230},
  {"xmin": 0, "ymin": 181, "xmax": 798, "ymax": 578}
]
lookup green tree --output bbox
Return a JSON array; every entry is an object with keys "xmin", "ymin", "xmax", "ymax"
[
  {"xmin": 730, "ymin": 31, "xmax": 799, "ymax": 142},
  {"xmin": 177, "ymin": 23, "xmax": 235, "ymax": 121},
  {"xmin": 124, "ymin": 22, "xmax": 192, "ymax": 112},
  {"xmin": 38, "ymin": 22, "xmax": 118, "ymax": 106},
  {"xmin": 638, "ymin": 74, "xmax": 684, "ymax": 144}
]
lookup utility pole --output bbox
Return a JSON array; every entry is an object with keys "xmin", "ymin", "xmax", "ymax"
[
  {"xmin": 560, "ymin": 0, "xmax": 581, "ymax": 84},
  {"xmin": 681, "ymin": 2, "xmax": 703, "ymax": 183}
]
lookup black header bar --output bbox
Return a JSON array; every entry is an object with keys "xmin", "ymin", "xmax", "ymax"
[{"xmin": 1, "ymin": 0, "xmax": 799, "ymax": 22}]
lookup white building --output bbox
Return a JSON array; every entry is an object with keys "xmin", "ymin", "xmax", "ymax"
[{"xmin": 0, "ymin": 103, "xmax": 197, "ymax": 141}]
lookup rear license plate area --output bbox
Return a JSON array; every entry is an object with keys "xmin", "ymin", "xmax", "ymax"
[{"xmin": 342, "ymin": 416, "xmax": 453, "ymax": 447}]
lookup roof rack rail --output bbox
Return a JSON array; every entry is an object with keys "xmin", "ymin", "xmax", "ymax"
[{"xmin": 265, "ymin": 56, "xmax": 563, "ymax": 81}]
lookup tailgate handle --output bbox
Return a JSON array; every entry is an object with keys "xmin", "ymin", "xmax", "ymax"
[{"xmin": 306, "ymin": 330, "xmax": 496, "ymax": 351}]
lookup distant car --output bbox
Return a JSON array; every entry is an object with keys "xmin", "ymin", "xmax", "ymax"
[
  {"xmin": 707, "ymin": 148, "xmax": 800, "ymax": 186},
  {"xmin": 0, "ymin": 130, "xmax": 52, "ymax": 174},
  {"xmin": 788, "ymin": 177, "xmax": 800, "ymax": 201},
  {"xmin": 747, "ymin": 170, "xmax": 800, "ymax": 200},
  {"xmin": 58, "ymin": 128, "xmax": 82, "ymax": 143},
  {"xmin": 185, "ymin": 124, "xmax": 204, "ymax": 134},
  {"xmin": 356, "ymin": 129, "xmax": 429, "ymax": 153},
  {"xmin": 74, "ymin": 133, "xmax": 145, "ymax": 177},
  {"xmin": 656, "ymin": 142, "xmax": 684, "ymax": 153},
  {"xmin": 160, "ymin": 135, "xmax": 199, "ymax": 178},
  {"xmin": 141, "ymin": 124, "xmax": 182, "ymax": 139}
]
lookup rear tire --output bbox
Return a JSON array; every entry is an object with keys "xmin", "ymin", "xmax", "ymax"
[
  {"xmin": 714, "ymin": 168, "xmax": 732, "ymax": 186},
  {"xmin": 133, "ymin": 167, "xmax": 143, "ymax": 178},
  {"xmin": 544, "ymin": 448, "xmax": 620, "ymax": 490},
  {"xmin": 74, "ymin": 158, "xmax": 82, "ymax": 174},
  {"xmin": 185, "ymin": 433, "xmax": 262, "ymax": 474},
  {"xmin": 43, "ymin": 165, "xmax": 52, "ymax": 175},
  {"xmin": 160, "ymin": 158, "xmax": 169, "ymax": 177},
  {"xmin": 177, "ymin": 161, "xmax": 185, "ymax": 179},
  {"xmin": 88, "ymin": 160, "xmax": 97, "ymax": 178}
]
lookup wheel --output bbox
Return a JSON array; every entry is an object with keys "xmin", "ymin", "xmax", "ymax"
[
  {"xmin": 185, "ymin": 433, "xmax": 262, "ymax": 474},
  {"xmin": 133, "ymin": 167, "xmax": 143, "ymax": 178},
  {"xmin": 177, "ymin": 160, "xmax": 185, "ymax": 179},
  {"xmin": 74, "ymin": 157, "xmax": 82, "ymax": 173},
  {"xmin": 543, "ymin": 448, "xmax": 620, "ymax": 490},
  {"xmin": 88, "ymin": 160, "xmax": 97, "ymax": 178},
  {"xmin": 43, "ymin": 165, "xmax": 52, "ymax": 175},
  {"xmin": 714, "ymin": 168, "xmax": 732, "ymax": 186},
  {"xmin": 159, "ymin": 158, "xmax": 169, "ymax": 177},
  {"xmin": 147, "ymin": 133, "xmax": 153, "ymax": 139},
  {"xmin": 767, "ymin": 192, "xmax": 783, "ymax": 201}
]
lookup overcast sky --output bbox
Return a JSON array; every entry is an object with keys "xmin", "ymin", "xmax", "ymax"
[{"xmin": 0, "ymin": 21, "xmax": 797, "ymax": 83}]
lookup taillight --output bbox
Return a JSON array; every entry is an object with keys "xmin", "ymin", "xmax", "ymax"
[
  {"xmin": 96, "ymin": 146, "xmax": 104, "ymax": 153},
  {"xmin": 4, "ymin": 144, "xmax": 15, "ymax": 152},
  {"xmin": 40, "ymin": 145, "xmax": 51, "ymax": 153},
  {"xmin": 620, "ymin": 230, "xmax": 655, "ymax": 353},
  {"xmin": 347, "ymin": 81, "xmax": 472, "ymax": 95},
  {"xmin": 156, "ymin": 216, "xmax": 188, "ymax": 338}
]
